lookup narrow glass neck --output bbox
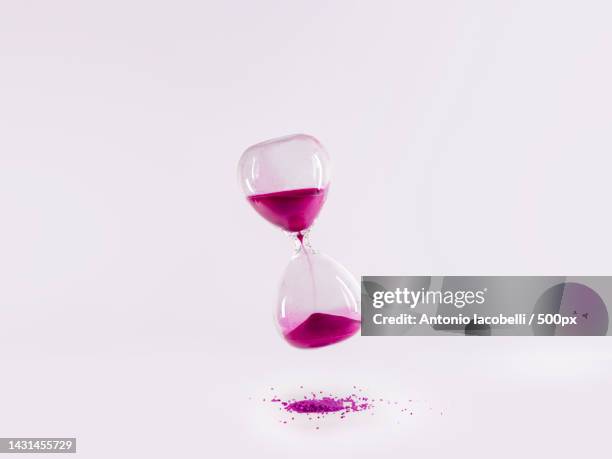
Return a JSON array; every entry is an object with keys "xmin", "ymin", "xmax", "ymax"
[{"xmin": 288, "ymin": 229, "xmax": 314, "ymax": 254}]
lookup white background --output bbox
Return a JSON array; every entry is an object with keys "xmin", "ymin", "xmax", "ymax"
[{"xmin": 1, "ymin": 1, "xmax": 611, "ymax": 457}]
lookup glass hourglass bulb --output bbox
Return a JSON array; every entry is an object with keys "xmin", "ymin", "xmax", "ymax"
[
  {"xmin": 238, "ymin": 134, "xmax": 361, "ymax": 348},
  {"xmin": 238, "ymin": 134, "xmax": 330, "ymax": 233},
  {"xmin": 278, "ymin": 231, "xmax": 360, "ymax": 348}
]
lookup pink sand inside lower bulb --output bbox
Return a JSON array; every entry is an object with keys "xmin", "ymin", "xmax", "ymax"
[
  {"xmin": 283, "ymin": 313, "xmax": 361, "ymax": 348},
  {"xmin": 247, "ymin": 187, "xmax": 327, "ymax": 233}
]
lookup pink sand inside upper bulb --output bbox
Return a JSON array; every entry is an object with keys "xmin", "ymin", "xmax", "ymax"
[
  {"xmin": 247, "ymin": 187, "xmax": 327, "ymax": 233},
  {"xmin": 283, "ymin": 313, "xmax": 361, "ymax": 348}
]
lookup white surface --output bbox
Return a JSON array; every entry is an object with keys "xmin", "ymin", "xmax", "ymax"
[{"xmin": 1, "ymin": 1, "xmax": 611, "ymax": 457}]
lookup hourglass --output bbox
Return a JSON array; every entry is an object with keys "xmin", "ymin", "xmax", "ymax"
[{"xmin": 238, "ymin": 134, "xmax": 361, "ymax": 348}]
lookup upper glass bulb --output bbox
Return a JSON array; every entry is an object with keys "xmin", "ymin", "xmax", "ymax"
[{"xmin": 238, "ymin": 134, "xmax": 331, "ymax": 233}]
